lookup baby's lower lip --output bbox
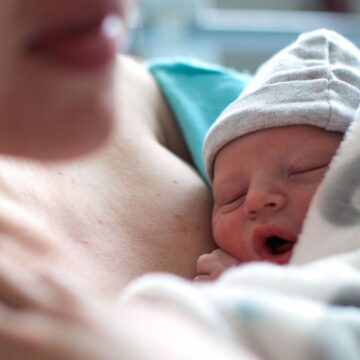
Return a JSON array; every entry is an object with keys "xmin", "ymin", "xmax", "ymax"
[
  {"xmin": 261, "ymin": 246, "xmax": 294, "ymax": 265},
  {"xmin": 28, "ymin": 15, "xmax": 121, "ymax": 73}
]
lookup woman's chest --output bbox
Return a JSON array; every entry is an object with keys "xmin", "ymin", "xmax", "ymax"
[{"xmin": 0, "ymin": 146, "xmax": 214, "ymax": 289}]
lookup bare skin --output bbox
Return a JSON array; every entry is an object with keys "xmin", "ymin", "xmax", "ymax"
[
  {"xmin": 0, "ymin": 0, "xmax": 217, "ymax": 356},
  {"xmin": 0, "ymin": 255, "xmax": 259, "ymax": 360},
  {"xmin": 0, "ymin": 56, "xmax": 215, "ymax": 295}
]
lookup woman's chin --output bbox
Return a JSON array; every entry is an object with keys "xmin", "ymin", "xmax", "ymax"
[{"xmin": 0, "ymin": 107, "xmax": 114, "ymax": 161}]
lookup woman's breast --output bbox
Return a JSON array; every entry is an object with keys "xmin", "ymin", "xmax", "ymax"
[
  {"xmin": 88, "ymin": 140, "xmax": 215, "ymax": 285},
  {"xmin": 8, "ymin": 140, "xmax": 215, "ymax": 293}
]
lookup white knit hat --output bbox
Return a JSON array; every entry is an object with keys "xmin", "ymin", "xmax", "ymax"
[{"xmin": 203, "ymin": 29, "xmax": 360, "ymax": 179}]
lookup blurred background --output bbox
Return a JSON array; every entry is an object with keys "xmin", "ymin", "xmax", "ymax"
[{"xmin": 125, "ymin": 0, "xmax": 360, "ymax": 72}]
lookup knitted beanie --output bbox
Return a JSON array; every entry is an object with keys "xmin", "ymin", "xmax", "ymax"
[{"xmin": 203, "ymin": 29, "xmax": 360, "ymax": 179}]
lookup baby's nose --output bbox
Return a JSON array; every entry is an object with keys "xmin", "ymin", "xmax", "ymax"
[{"xmin": 244, "ymin": 191, "xmax": 286, "ymax": 218}]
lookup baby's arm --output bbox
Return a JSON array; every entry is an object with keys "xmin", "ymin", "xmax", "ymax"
[{"xmin": 194, "ymin": 248, "xmax": 240, "ymax": 281}]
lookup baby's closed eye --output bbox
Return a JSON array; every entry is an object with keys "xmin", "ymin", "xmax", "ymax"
[
  {"xmin": 287, "ymin": 163, "xmax": 329, "ymax": 183},
  {"xmin": 217, "ymin": 192, "xmax": 247, "ymax": 213}
]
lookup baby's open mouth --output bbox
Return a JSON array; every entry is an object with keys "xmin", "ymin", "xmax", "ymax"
[
  {"xmin": 253, "ymin": 225, "xmax": 297, "ymax": 264},
  {"xmin": 266, "ymin": 236, "xmax": 295, "ymax": 255}
]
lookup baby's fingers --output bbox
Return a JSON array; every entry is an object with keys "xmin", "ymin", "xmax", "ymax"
[
  {"xmin": 210, "ymin": 249, "xmax": 241, "ymax": 267},
  {"xmin": 196, "ymin": 253, "xmax": 226, "ymax": 281},
  {"xmin": 194, "ymin": 275, "xmax": 214, "ymax": 282},
  {"xmin": 196, "ymin": 253, "xmax": 220, "ymax": 275},
  {"xmin": 196, "ymin": 249, "xmax": 242, "ymax": 282}
]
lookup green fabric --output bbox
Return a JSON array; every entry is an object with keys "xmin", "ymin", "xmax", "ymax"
[{"xmin": 147, "ymin": 58, "xmax": 251, "ymax": 182}]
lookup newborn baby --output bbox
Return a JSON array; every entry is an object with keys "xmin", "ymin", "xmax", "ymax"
[{"xmin": 196, "ymin": 29, "xmax": 360, "ymax": 280}]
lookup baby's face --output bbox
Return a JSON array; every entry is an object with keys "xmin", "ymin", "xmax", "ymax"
[
  {"xmin": 212, "ymin": 125, "xmax": 342, "ymax": 264},
  {"xmin": 0, "ymin": 0, "xmax": 124, "ymax": 159}
]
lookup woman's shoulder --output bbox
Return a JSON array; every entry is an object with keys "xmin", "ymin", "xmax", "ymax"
[{"xmin": 115, "ymin": 54, "xmax": 192, "ymax": 162}]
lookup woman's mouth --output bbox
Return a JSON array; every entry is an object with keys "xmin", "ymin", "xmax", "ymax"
[
  {"xmin": 252, "ymin": 224, "xmax": 297, "ymax": 264},
  {"xmin": 28, "ymin": 12, "xmax": 122, "ymax": 73}
]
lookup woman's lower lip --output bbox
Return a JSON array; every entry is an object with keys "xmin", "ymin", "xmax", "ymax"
[{"xmin": 29, "ymin": 16, "xmax": 121, "ymax": 73}]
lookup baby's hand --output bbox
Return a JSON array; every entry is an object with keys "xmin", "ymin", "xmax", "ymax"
[{"xmin": 194, "ymin": 248, "xmax": 241, "ymax": 282}]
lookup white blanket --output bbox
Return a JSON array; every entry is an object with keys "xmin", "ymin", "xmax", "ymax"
[{"xmin": 121, "ymin": 107, "xmax": 360, "ymax": 360}]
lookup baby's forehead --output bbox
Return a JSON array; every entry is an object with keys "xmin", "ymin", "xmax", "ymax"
[{"xmin": 213, "ymin": 125, "xmax": 343, "ymax": 179}]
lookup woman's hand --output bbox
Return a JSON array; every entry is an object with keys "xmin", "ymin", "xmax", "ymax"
[
  {"xmin": 194, "ymin": 248, "xmax": 241, "ymax": 281},
  {"xmin": 0, "ymin": 256, "xmax": 127, "ymax": 360},
  {"xmin": 0, "ymin": 256, "xmax": 253, "ymax": 360}
]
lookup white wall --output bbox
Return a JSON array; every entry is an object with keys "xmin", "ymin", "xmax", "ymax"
[{"xmin": 128, "ymin": 0, "xmax": 360, "ymax": 73}]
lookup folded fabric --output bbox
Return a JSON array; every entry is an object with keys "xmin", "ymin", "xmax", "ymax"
[
  {"xmin": 147, "ymin": 58, "xmax": 251, "ymax": 181},
  {"xmin": 122, "ymin": 252, "xmax": 360, "ymax": 360}
]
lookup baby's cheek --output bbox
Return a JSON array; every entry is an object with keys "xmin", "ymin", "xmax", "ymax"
[
  {"xmin": 212, "ymin": 215, "xmax": 240, "ymax": 252},
  {"xmin": 297, "ymin": 186, "xmax": 320, "ymax": 222}
]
